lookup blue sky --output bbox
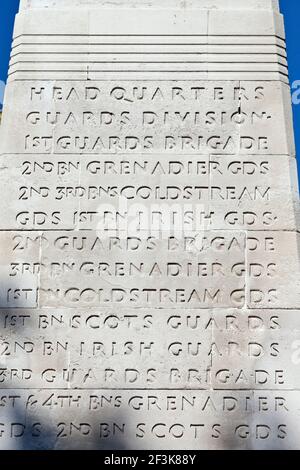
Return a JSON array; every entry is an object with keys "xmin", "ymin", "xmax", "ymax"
[{"xmin": 0, "ymin": 0, "xmax": 299, "ymax": 180}]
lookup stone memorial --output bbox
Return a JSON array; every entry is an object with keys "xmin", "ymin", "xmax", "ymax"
[{"xmin": 0, "ymin": 0, "xmax": 299, "ymax": 450}]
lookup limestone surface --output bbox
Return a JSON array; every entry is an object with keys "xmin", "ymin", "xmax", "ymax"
[{"xmin": 0, "ymin": 0, "xmax": 299, "ymax": 450}]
